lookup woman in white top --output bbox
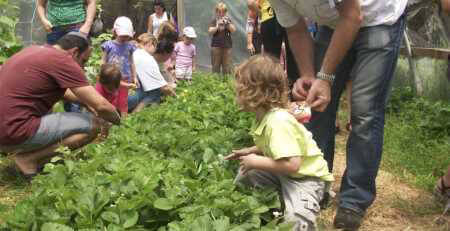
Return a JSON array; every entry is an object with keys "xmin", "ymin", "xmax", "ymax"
[
  {"xmin": 147, "ymin": 0, "xmax": 173, "ymax": 37},
  {"xmin": 128, "ymin": 33, "xmax": 177, "ymax": 113}
]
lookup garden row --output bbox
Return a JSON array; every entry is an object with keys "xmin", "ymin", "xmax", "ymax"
[{"xmin": 2, "ymin": 75, "xmax": 294, "ymax": 230}]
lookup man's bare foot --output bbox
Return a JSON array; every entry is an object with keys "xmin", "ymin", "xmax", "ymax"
[{"xmin": 13, "ymin": 154, "xmax": 39, "ymax": 175}]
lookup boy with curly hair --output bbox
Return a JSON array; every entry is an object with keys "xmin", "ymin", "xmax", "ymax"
[{"xmin": 226, "ymin": 55, "xmax": 333, "ymax": 231}]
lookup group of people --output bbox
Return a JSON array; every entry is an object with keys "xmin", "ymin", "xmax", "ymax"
[
  {"xmin": 0, "ymin": 0, "xmax": 449, "ymax": 231},
  {"xmin": 0, "ymin": 1, "xmax": 192, "ymax": 178}
]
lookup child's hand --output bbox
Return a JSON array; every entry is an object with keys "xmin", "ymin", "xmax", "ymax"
[
  {"xmin": 127, "ymin": 83, "xmax": 137, "ymax": 90},
  {"xmin": 224, "ymin": 148, "xmax": 251, "ymax": 160},
  {"xmin": 239, "ymin": 154, "xmax": 263, "ymax": 174}
]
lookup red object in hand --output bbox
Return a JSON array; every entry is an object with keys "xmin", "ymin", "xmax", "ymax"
[{"xmin": 289, "ymin": 101, "xmax": 312, "ymax": 124}]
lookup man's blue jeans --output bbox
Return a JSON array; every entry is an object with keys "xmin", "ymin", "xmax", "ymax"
[{"xmin": 306, "ymin": 15, "xmax": 406, "ymax": 214}]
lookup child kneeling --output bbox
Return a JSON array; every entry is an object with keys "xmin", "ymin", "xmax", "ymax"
[{"xmin": 226, "ymin": 55, "xmax": 333, "ymax": 231}]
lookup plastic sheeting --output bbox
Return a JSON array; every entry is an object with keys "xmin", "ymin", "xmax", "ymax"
[
  {"xmin": 184, "ymin": 0, "xmax": 249, "ymax": 70},
  {"xmin": 15, "ymin": 0, "xmax": 46, "ymax": 46},
  {"xmin": 16, "ymin": 0, "xmax": 251, "ymax": 70}
]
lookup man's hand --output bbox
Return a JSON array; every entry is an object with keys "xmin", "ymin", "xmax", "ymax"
[
  {"xmin": 79, "ymin": 23, "xmax": 91, "ymax": 35},
  {"xmin": 292, "ymin": 75, "xmax": 315, "ymax": 101},
  {"xmin": 42, "ymin": 19, "xmax": 53, "ymax": 32},
  {"xmin": 306, "ymin": 79, "xmax": 331, "ymax": 112}
]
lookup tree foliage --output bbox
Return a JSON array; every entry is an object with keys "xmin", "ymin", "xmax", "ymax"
[{"xmin": 0, "ymin": 0, "xmax": 22, "ymax": 64}]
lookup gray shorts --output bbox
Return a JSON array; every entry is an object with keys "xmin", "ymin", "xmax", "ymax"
[
  {"xmin": 0, "ymin": 112, "xmax": 93, "ymax": 154},
  {"xmin": 235, "ymin": 169, "xmax": 326, "ymax": 231}
]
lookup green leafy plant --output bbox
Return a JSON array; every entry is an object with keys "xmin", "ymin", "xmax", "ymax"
[
  {"xmin": 2, "ymin": 74, "xmax": 286, "ymax": 230},
  {"xmin": 0, "ymin": 0, "xmax": 22, "ymax": 64}
]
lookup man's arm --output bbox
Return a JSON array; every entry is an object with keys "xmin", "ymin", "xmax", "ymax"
[
  {"xmin": 70, "ymin": 86, "xmax": 121, "ymax": 125},
  {"xmin": 320, "ymin": 0, "xmax": 362, "ymax": 77},
  {"xmin": 286, "ymin": 17, "xmax": 316, "ymax": 86},
  {"xmin": 290, "ymin": 0, "xmax": 362, "ymax": 112},
  {"xmin": 63, "ymin": 89, "xmax": 79, "ymax": 102},
  {"xmin": 79, "ymin": 0, "xmax": 96, "ymax": 35},
  {"xmin": 36, "ymin": 0, "xmax": 52, "ymax": 32}
]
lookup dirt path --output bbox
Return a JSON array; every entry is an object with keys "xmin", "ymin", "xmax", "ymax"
[{"xmin": 319, "ymin": 130, "xmax": 449, "ymax": 231}]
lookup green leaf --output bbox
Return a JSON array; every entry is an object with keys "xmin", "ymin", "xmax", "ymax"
[
  {"xmin": 122, "ymin": 211, "xmax": 139, "ymax": 228},
  {"xmin": 101, "ymin": 211, "xmax": 120, "ymax": 224},
  {"xmin": 153, "ymin": 198, "xmax": 173, "ymax": 210},
  {"xmin": 0, "ymin": 16, "xmax": 15, "ymax": 27},
  {"xmin": 41, "ymin": 223, "xmax": 74, "ymax": 231},
  {"xmin": 203, "ymin": 148, "xmax": 214, "ymax": 164},
  {"xmin": 252, "ymin": 205, "xmax": 269, "ymax": 214},
  {"xmin": 213, "ymin": 216, "xmax": 230, "ymax": 231}
]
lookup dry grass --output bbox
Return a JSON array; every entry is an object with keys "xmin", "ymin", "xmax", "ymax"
[{"xmin": 318, "ymin": 131, "xmax": 449, "ymax": 231}]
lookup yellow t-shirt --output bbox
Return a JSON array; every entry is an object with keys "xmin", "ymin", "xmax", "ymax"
[
  {"xmin": 259, "ymin": 0, "xmax": 275, "ymax": 23},
  {"xmin": 250, "ymin": 108, "xmax": 334, "ymax": 182}
]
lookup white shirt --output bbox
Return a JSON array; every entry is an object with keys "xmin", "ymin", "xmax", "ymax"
[
  {"xmin": 133, "ymin": 48, "xmax": 167, "ymax": 92},
  {"xmin": 151, "ymin": 12, "xmax": 169, "ymax": 37},
  {"xmin": 267, "ymin": 0, "xmax": 408, "ymax": 28}
]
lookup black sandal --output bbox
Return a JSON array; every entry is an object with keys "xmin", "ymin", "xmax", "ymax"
[{"xmin": 4, "ymin": 165, "xmax": 39, "ymax": 182}]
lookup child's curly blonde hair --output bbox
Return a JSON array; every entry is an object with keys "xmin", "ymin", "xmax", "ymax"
[{"xmin": 234, "ymin": 55, "xmax": 289, "ymax": 112}]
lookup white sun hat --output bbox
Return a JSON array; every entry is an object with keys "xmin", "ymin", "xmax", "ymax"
[
  {"xmin": 183, "ymin": 26, "xmax": 197, "ymax": 38},
  {"xmin": 113, "ymin": 16, "xmax": 134, "ymax": 37}
]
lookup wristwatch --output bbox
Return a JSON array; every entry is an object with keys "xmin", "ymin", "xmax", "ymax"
[{"xmin": 316, "ymin": 71, "xmax": 335, "ymax": 85}]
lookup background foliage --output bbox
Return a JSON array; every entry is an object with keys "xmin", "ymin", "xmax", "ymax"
[{"xmin": 0, "ymin": 0, "xmax": 22, "ymax": 64}]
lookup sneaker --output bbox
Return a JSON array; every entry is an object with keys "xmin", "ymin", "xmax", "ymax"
[{"xmin": 333, "ymin": 207, "xmax": 364, "ymax": 230}]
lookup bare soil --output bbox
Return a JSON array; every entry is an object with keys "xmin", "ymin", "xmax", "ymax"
[{"xmin": 318, "ymin": 130, "xmax": 449, "ymax": 231}]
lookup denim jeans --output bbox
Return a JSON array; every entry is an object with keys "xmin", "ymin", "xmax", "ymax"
[
  {"xmin": 47, "ymin": 23, "xmax": 82, "ymax": 45},
  {"xmin": 127, "ymin": 88, "xmax": 161, "ymax": 112},
  {"xmin": 305, "ymin": 15, "xmax": 406, "ymax": 213}
]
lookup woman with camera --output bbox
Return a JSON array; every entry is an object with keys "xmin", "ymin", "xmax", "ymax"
[{"xmin": 208, "ymin": 2, "xmax": 236, "ymax": 75}]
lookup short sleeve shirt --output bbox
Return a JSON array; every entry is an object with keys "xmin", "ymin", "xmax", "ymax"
[
  {"xmin": 174, "ymin": 41, "xmax": 196, "ymax": 70},
  {"xmin": 95, "ymin": 83, "xmax": 119, "ymax": 109},
  {"xmin": 250, "ymin": 108, "xmax": 334, "ymax": 181},
  {"xmin": 267, "ymin": 0, "xmax": 408, "ymax": 28},
  {"xmin": 210, "ymin": 18, "xmax": 233, "ymax": 48},
  {"xmin": 47, "ymin": 0, "xmax": 86, "ymax": 27},
  {"xmin": 133, "ymin": 48, "xmax": 167, "ymax": 92},
  {"xmin": 101, "ymin": 41, "xmax": 136, "ymax": 81},
  {"xmin": 0, "ymin": 45, "xmax": 89, "ymax": 145}
]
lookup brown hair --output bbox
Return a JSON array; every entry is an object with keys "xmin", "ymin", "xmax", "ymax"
[
  {"xmin": 234, "ymin": 55, "xmax": 289, "ymax": 112},
  {"xmin": 99, "ymin": 63, "xmax": 122, "ymax": 89},
  {"xmin": 136, "ymin": 33, "xmax": 157, "ymax": 49},
  {"xmin": 157, "ymin": 22, "xmax": 178, "ymax": 42}
]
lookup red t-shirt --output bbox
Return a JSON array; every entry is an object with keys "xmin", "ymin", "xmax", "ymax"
[
  {"xmin": 0, "ymin": 45, "xmax": 89, "ymax": 145},
  {"xmin": 95, "ymin": 83, "xmax": 119, "ymax": 109}
]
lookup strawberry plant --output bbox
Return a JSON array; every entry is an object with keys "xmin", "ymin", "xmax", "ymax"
[{"xmin": 2, "ymin": 74, "xmax": 290, "ymax": 230}]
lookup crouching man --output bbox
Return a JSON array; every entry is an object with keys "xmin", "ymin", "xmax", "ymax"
[{"xmin": 0, "ymin": 32, "xmax": 121, "ymax": 177}]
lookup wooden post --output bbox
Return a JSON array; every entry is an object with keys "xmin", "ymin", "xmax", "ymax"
[
  {"xmin": 403, "ymin": 30, "xmax": 424, "ymax": 96},
  {"xmin": 177, "ymin": 0, "xmax": 184, "ymax": 32}
]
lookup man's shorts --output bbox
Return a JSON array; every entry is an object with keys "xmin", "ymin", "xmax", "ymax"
[{"xmin": 0, "ymin": 112, "xmax": 93, "ymax": 154}]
